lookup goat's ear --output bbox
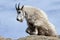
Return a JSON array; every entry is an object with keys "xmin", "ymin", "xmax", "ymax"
[{"xmin": 21, "ymin": 5, "xmax": 24, "ymax": 10}]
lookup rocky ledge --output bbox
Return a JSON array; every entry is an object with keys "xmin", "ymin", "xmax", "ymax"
[
  {"xmin": 0, "ymin": 35, "xmax": 60, "ymax": 40},
  {"xmin": 18, "ymin": 35, "xmax": 60, "ymax": 40}
]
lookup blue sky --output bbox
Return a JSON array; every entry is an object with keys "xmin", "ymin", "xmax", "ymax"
[{"xmin": 0, "ymin": 0, "xmax": 60, "ymax": 38}]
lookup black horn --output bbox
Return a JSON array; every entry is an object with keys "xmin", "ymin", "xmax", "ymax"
[
  {"xmin": 15, "ymin": 3, "xmax": 20, "ymax": 10},
  {"xmin": 18, "ymin": 3, "xmax": 20, "ymax": 10},
  {"xmin": 15, "ymin": 3, "xmax": 17, "ymax": 10}
]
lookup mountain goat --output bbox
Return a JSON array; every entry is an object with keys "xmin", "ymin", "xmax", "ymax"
[{"xmin": 15, "ymin": 3, "xmax": 57, "ymax": 37}]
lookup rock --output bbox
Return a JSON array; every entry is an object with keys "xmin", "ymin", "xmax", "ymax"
[
  {"xmin": 0, "ymin": 36, "xmax": 13, "ymax": 40},
  {"xmin": 0, "ymin": 36, "xmax": 6, "ymax": 40},
  {"xmin": 18, "ymin": 35, "xmax": 60, "ymax": 40},
  {"xmin": 59, "ymin": 35, "xmax": 60, "ymax": 38},
  {"xmin": 0, "ymin": 35, "xmax": 60, "ymax": 40},
  {"xmin": 6, "ymin": 38, "xmax": 13, "ymax": 40}
]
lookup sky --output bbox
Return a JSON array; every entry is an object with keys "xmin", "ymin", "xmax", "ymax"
[{"xmin": 0, "ymin": 0, "xmax": 60, "ymax": 39}]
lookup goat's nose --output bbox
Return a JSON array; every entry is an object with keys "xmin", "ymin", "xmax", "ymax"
[{"xmin": 17, "ymin": 18, "xmax": 19, "ymax": 21}]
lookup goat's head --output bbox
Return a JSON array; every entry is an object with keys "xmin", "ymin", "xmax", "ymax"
[{"xmin": 15, "ymin": 3, "xmax": 25, "ymax": 22}]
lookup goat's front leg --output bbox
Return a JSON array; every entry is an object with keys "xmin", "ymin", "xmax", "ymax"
[{"xmin": 26, "ymin": 27, "xmax": 38, "ymax": 35}]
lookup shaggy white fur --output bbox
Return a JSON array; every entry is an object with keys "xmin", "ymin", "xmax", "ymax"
[{"xmin": 16, "ymin": 5, "xmax": 57, "ymax": 37}]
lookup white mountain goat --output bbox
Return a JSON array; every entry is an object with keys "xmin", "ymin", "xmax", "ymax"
[{"xmin": 15, "ymin": 3, "xmax": 57, "ymax": 37}]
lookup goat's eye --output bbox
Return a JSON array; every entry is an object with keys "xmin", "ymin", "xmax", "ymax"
[
  {"xmin": 18, "ymin": 11, "xmax": 21, "ymax": 13},
  {"xmin": 17, "ymin": 11, "xmax": 21, "ymax": 14}
]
